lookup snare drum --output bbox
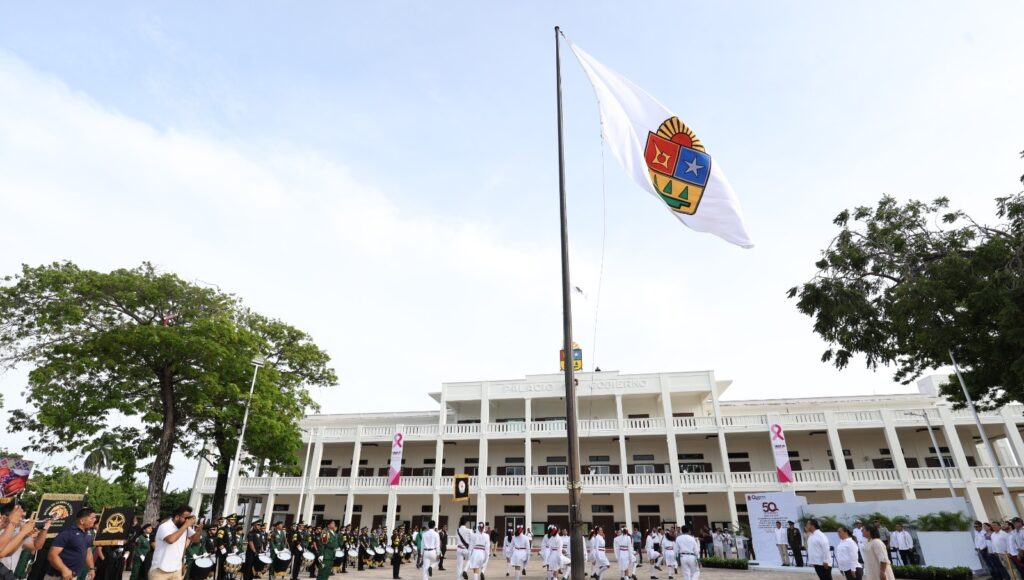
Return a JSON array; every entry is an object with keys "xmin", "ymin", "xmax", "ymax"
[
  {"xmin": 258, "ymin": 554, "xmax": 274, "ymax": 565},
  {"xmin": 347, "ymin": 549, "xmax": 359, "ymax": 559},
  {"xmin": 403, "ymin": 546, "xmax": 413, "ymax": 555},
  {"xmin": 374, "ymin": 546, "xmax": 386, "ymax": 555},
  {"xmin": 195, "ymin": 556, "xmax": 215, "ymax": 569},
  {"xmin": 225, "ymin": 554, "xmax": 244, "ymax": 573},
  {"xmin": 301, "ymin": 551, "xmax": 315, "ymax": 566},
  {"xmin": 385, "ymin": 546, "xmax": 395, "ymax": 555},
  {"xmin": 335, "ymin": 549, "xmax": 346, "ymax": 559},
  {"xmin": 276, "ymin": 550, "xmax": 292, "ymax": 561}
]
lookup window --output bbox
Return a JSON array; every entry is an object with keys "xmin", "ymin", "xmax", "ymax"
[
  {"xmin": 273, "ymin": 504, "xmax": 289, "ymax": 512},
  {"xmin": 672, "ymin": 412, "xmax": 695, "ymax": 418},
  {"xmin": 541, "ymin": 417, "xmax": 566, "ymax": 423},
  {"xmin": 424, "ymin": 459, "xmax": 436, "ymax": 465},
  {"xmin": 319, "ymin": 467, "xmax": 339, "ymax": 477},
  {"xmin": 457, "ymin": 419, "xmax": 481, "ymax": 424},
  {"xmin": 548, "ymin": 505, "xmax": 569, "ymax": 513},
  {"xmin": 879, "ymin": 448, "xmax": 891, "ymax": 455},
  {"xmin": 928, "ymin": 446, "xmax": 951, "ymax": 454},
  {"xmin": 728, "ymin": 461, "xmax": 751, "ymax": 473},
  {"xmin": 637, "ymin": 505, "xmax": 659, "ymax": 513},
  {"xmin": 592, "ymin": 505, "xmax": 614, "ymax": 513},
  {"xmin": 496, "ymin": 418, "xmax": 526, "ymax": 423},
  {"xmin": 925, "ymin": 456, "xmax": 957, "ymax": 468},
  {"xmin": 351, "ymin": 505, "xmax": 362, "ymax": 513},
  {"xmin": 465, "ymin": 458, "xmax": 479, "ymax": 464},
  {"xmin": 827, "ymin": 449, "xmax": 853, "ymax": 457},
  {"xmin": 678, "ymin": 453, "xmax": 704, "ymax": 460},
  {"xmin": 627, "ymin": 414, "xmax": 650, "ymax": 419},
  {"xmin": 589, "ymin": 455, "xmax": 610, "ymax": 462},
  {"xmin": 829, "ymin": 459, "xmax": 855, "ymax": 470},
  {"xmin": 320, "ymin": 459, "xmax": 333, "ymax": 465},
  {"xmin": 505, "ymin": 457, "xmax": 525, "ymax": 464},
  {"xmin": 504, "ymin": 466, "xmax": 526, "ymax": 476},
  {"xmin": 462, "ymin": 505, "xmax": 477, "ymax": 513},
  {"xmin": 872, "ymin": 458, "xmax": 895, "ymax": 469},
  {"xmin": 736, "ymin": 504, "xmax": 748, "ymax": 513},
  {"xmin": 685, "ymin": 505, "xmax": 707, "ymax": 514},
  {"xmin": 679, "ymin": 463, "xmax": 709, "ymax": 473},
  {"xmin": 587, "ymin": 465, "xmax": 611, "ymax": 475},
  {"xmin": 464, "ymin": 467, "xmax": 480, "ymax": 476},
  {"xmin": 547, "ymin": 456, "xmax": 567, "ymax": 462},
  {"xmin": 313, "ymin": 504, "xmax": 325, "ymax": 512},
  {"xmin": 633, "ymin": 464, "xmax": 656, "ymax": 474},
  {"xmin": 632, "ymin": 454, "xmax": 655, "ymax": 461},
  {"xmin": 547, "ymin": 465, "xmax": 568, "ymax": 475},
  {"xmin": 727, "ymin": 452, "xmax": 749, "ymax": 459},
  {"xmin": 905, "ymin": 457, "xmax": 920, "ymax": 468},
  {"xmin": 788, "ymin": 451, "xmax": 800, "ymax": 458},
  {"xmin": 359, "ymin": 459, "xmax": 368, "ymax": 465},
  {"xmin": 421, "ymin": 505, "xmax": 432, "ymax": 512},
  {"xmin": 504, "ymin": 506, "xmax": 525, "ymax": 514}
]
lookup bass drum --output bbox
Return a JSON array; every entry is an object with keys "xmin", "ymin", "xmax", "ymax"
[
  {"xmin": 254, "ymin": 553, "xmax": 273, "ymax": 578},
  {"xmin": 301, "ymin": 551, "xmax": 315, "ymax": 566},
  {"xmin": 374, "ymin": 546, "xmax": 386, "ymax": 556},
  {"xmin": 272, "ymin": 550, "xmax": 291, "ymax": 577},
  {"xmin": 385, "ymin": 546, "xmax": 395, "ymax": 555},
  {"xmin": 225, "ymin": 554, "xmax": 244, "ymax": 574},
  {"xmin": 191, "ymin": 556, "xmax": 215, "ymax": 580}
]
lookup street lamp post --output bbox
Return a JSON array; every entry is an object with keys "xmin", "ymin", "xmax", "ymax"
[{"xmin": 223, "ymin": 356, "xmax": 266, "ymax": 517}]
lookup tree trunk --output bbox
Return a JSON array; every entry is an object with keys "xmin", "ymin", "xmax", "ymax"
[
  {"xmin": 211, "ymin": 456, "xmax": 230, "ymax": 519},
  {"xmin": 144, "ymin": 371, "xmax": 177, "ymax": 523}
]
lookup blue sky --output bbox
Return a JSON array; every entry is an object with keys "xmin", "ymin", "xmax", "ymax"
[{"xmin": 1, "ymin": 2, "xmax": 1023, "ymax": 487}]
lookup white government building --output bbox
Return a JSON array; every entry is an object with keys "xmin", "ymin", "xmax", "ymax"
[{"xmin": 191, "ymin": 369, "xmax": 1024, "ymax": 533}]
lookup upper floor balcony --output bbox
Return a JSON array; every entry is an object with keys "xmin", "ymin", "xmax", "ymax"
[{"xmin": 303, "ymin": 404, "xmax": 1024, "ymax": 443}]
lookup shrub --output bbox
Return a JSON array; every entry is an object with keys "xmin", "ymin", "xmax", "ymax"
[
  {"xmin": 698, "ymin": 557, "xmax": 748, "ymax": 570},
  {"xmin": 914, "ymin": 512, "xmax": 972, "ymax": 532},
  {"xmin": 856, "ymin": 511, "xmax": 912, "ymax": 529},
  {"xmin": 892, "ymin": 564, "xmax": 973, "ymax": 579},
  {"xmin": 799, "ymin": 514, "xmax": 844, "ymax": 532}
]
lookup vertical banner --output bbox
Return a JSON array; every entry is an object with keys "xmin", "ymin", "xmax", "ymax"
[
  {"xmin": 767, "ymin": 415, "xmax": 794, "ymax": 483},
  {"xmin": 744, "ymin": 492, "xmax": 805, "ymax": 566},
  {"xmin": 0, "ymin": 457, "xmax": 34, "ymax": 500},
  {"xmin": 388, "ymin": 432, "xmax": 404, "ymax": 486},
  {"xmin": 94, "ymin": 507, "xmax": 135, "ymax": 546}
]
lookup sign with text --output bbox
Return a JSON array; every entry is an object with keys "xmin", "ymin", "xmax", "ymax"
[
  {"xmin": 745, "ymin": 491, "xmax": 804, "ymax": 566},
  {"xmin": 453, "ymin": 474, "xmax": 469, "ymax": 502},
  {"xmin": 34, "ymin": 493, "xmax": 86, "ymax": 539},
  {"xmin": 767, "ymin": 416, "xmax": 794, "ymax": 483},
  {"xmin": 388, "ymin": 432, "xmax": 404, "ymax": 486}
]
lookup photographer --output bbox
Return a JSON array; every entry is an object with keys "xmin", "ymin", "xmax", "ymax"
[
  {"xmin": 1, "ymin": 504, "xmax": 48, "ymax": 580},
  {"xmin": 150, "ymin": 506, "xmax": 202, "ymax": 580}
]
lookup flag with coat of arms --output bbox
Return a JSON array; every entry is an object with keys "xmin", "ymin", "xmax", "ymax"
[{"xmin": 568, "ymin": 41, "xmax": 753, "ymax": 249}]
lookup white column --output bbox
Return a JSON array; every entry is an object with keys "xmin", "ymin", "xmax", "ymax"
[
  {"xmin": 386, "ymin": 490, "xmax": 398, "ymax": 531},
  {"xmin": 615, "ymin": 395, "xmax": 633, "ymax": 529},
  {"xmin": 477, "ymin": 385, "xmax": 490, "ymax": 525},
  {"xmin": 302, "ymin": 429, "xmax": 326, "ymax": 523},
  {"xmin": 433, "ymin": 388, "xmax": 449, "ymax": 525},
  {"xmin": 344, "ymin": 437, "xmax": 362, "ymax": 526},
  {"xmin": 1001, "ymin": 407, "xmax": 1024, "ymax": 466},
  {"xmin": 880, "ymin": 410, "xmax": 916, "ymax": 500},
  {"xmin": 709, "ymin": 375, "xmax": 738, "ymax": 527},
  {"xmin": 823, "ymin": 412, "xmax": 855, "ymax": 503},
  {"xmin": 264, "ymin": 482, "xmax": 277, "ymax": 526},
  {"xmin": 189, "ymin": 455, "xmax": 211, "ymax": 515},
  {"xmin": 659, "ymin": 378, "xmax": 686, "ymax": 524},
  {"xmin": 938, "ymin": 407, "xmax": 989, "ymax": 520},
  {"xmin": 524, "ymin": 398, "xmax": 533, "ymax": 529}
]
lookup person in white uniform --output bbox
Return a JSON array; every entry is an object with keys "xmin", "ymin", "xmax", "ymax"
[
  {"xmin": 612, "ymin": 528, "xmax": 635, "ymax": 580},
  {"xmin": 590, "ymin": 527, "xmax": 610, "ymax": 580},
  {"xmin": 774, "ymin": 521, "xmax": 790, "ymax": 566},
  {"xmin": 539, "ymin": 531, "xmax": 550, "ymax": 572},
  {"xmin": 835, "ymin": 526, "xmax": 863, "ymax": 580},
  {"xmin": 661, "ymin": 533, "xmax": 677, "ymax": 579},
  {"xmin": 645, "ymin": 533, "xmax": 661, "ymax": 577},
  {"xmin": 543, "ymin": 527, "xmax": 563, "ymax": 580},
  {"xmin": 467, "ymin": 523, "xmax": 489, "ymax": 580},
  {"xmin": 509, "ymin": 527, "xmax": 530, "ymax": 580},
  {"xmin": 420, "ymin": 521, "xmax": 441, "ymax": 580},
  {"xmin": 673, "ymin": 527, "xmax": 700, "ymax": 580},
  {"xmin": 455, "ymin": 521, "xmax": 472, "ymax": 580}
]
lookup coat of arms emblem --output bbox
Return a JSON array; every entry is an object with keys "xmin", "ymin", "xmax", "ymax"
[{"xmin": 644, "ymin": 117, "xmax": 711, "ymax": 215}]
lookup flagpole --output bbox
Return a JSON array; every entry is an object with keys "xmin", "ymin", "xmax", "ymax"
[{"xmin": 554, "ymin": 25, "xmax": 585, "ymax": 580}]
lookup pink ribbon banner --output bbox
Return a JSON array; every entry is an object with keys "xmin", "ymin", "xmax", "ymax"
[
  {"xmin": 767, "ymin": 416, "xmax": 794, "ymax": 483},
  {"xmin": 388, "ymin": 432, "xmax": 404, "ymax": 486}
]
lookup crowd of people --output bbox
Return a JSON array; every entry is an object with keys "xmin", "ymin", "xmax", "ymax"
[
  {"xmin": 771, "ymin": 518, "xmax": 907, "ymax": 580},
  {"xmin": 972, "ymin": 516, "xmax": 1024, "ymax": 580}
]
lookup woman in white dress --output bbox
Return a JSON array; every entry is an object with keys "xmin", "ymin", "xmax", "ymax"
[
  {"xmin": 544, "ymin": 527, "xmax": 564, "ymax": 580},
  {"xmin": 509, "ymin": 527, "xmax": 530, "ymax": 580},
  {"xmin": 645, "ymin": 532, "xmax": 662, "ymax": 578},
  {"xmin": 503, "ymin": 528, "xmax": 514, "ymax": 577},
  {"xmin": 860, "ymin": 525, "xmax": 895, "ymax": 580},
  {"xmin": 661, "ymin": 533, "xmax": 677, "ymax": 579},
  {"xmin": 467, "ymin": 523, "xmax": 490, "ymax": 580},
  {"xmin": 591, "ymin": 527, "xmax": 610, "ymax": 580},
  {"xmin": 539, "ymin": 529, "xmax": 551, "ymax": 572}
]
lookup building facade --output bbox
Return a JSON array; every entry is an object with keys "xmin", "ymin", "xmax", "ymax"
[{"xmin": 191, "ymin": 370, "xmax": 1024, "ymax": 533}]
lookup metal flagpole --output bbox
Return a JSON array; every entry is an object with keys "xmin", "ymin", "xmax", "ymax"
[
  {"xmin": 554, "ymin": 25, "xmax": 585, "ymax": 580},
  {"xmin": 949, "ymin": 351, "xmax": 1021, "ymax": 519},
  {"xmin": 907, "ymin": 411, "xmax": 958, "ymax": 498}
]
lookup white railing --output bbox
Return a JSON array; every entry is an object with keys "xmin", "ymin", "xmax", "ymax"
[
  {"xmin": 793, "ymin": 470, "xmax": 840, "ymax": 484},
  {"xmin": 908, "ymin": 467, "xmax": 962, "ymax": 483},
  {"xmin": 624, "ymin": 418, "xmax": 665, "ymax": 431},
  {"xmin": 848, "ymin": 469, "xmax": 899, "ymax": 482},
  {"xmin": 678, "ymin": 472, "xmax": 727, "ymax": 486},
  {"xmin": 719, "ymin": 415, "xmax": 767, "ymax": 427},
  {"xmin": 672, "ymin": 416, "xmax": 717, "ymax": 429},
  {"xmin": 313, "ymin": 477, "xmax": 350, "ymax": 489},
  {"xmin": 625, "ymin": 473, "xmax": 672, "ymax": 486},
  {"xmin": 731, "ymin": 471, "xmax": 776, "ymax": 486},
  {"xmin": 788, "ymin": 413, "xmax": 826, "ymax": 425},
  {"xmin": 351, "ymin": 476, "xmax": 387, "ymax": 488},
  {"xmin": 237, "ymin": 477, "xmax": 271, "ymax": 491},
  {"xmin": 487, "ymin": 422, "xmax": 527, "ymax": 435},
  {"xmin": 399, "ymin": 476, "xmax": 434, "ymax": 488},
  {"xmin": 894, "ymin": 409, "xmax": 940, "ymax": 423},
  {"xmin": 948, "ymin": 408, "xmax": 1003, "ymax": 421},
  {"xmin": 275, "ymin": 477, "xmax": 305, "ymax": 490},
  {"xmin": 579, "ymin": 419, "xmax": 619, "ymax": 433},
  {"xmin": 835, "ymin": 411, "xmax": 882, "ymax": 423},
  {"xmin": 529, "ymin": 420, "xmax": 566, "ymax": 433},
  {"xmin": 443, "ymin": 423, "xmax": 481, "ymax": 436},
  {"xmin": 404, "ymin": 425, "xmax": 439, "ymax": 437},
  {"xmin": 322, "ymin": 427, "xmax": 357, "ymax": 439},
  {"xmin": 485, "ymin": 475, "xmax": 527, "ymax": 488},
  {"xmin": 972, "ymin": 466, "xmax": 1024, "ymax": 480},
  {"xmin": 359, "ymin": 425, "xmax": 394, "ymax": 438},
  {"xmin": 532, "ymin": 475, "xmax": 568, "ymax": 488},
  {"xmin": 581, "ymin": 474, "xmax": 620, "ymax": 487}
]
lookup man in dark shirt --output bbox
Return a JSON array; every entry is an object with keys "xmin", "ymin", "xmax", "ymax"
[
  {"xmin": 45, "ymin": 508, "xmax": 98, "ymax": 580},
  {"xmin": 437, "ymin": 526, "xmax": 447, "ymax": 571},
  {"xmin": 786, "ymin": 521, "xmax": 804, "ymax": 567}
]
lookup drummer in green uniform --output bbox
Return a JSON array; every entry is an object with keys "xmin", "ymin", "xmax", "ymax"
[
  {"xmin": 316, "ymin": 521, "xmax": 339, "ymax": 580},
  {"xmin": 128, "ymin": 523, "xmax": 153, "ymax": 580}
]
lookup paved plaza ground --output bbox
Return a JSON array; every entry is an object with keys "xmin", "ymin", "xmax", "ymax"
[{"xmin": 305, "ymin": 563, "xmax": 819, "ymax": 580}]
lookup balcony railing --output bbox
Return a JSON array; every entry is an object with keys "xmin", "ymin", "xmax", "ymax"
[
  {"xmin": 532, "ymin": 475, "xmax": 568, "ymax": 488},
  {"xmin": 835, "ymin": 411, "xmax": 882, "ymax": 424},
  {"xmin": 487, "ymin": 422, "xmax": 527, "ymax": 435},
  {"xmin": 792, "ymin": 470, "xmax": 840, "ymax": 484},
  {"xmin": 719, "ymin": 415, "xmax": 767, "ymax": 427},
  {"xmin": 322, "ymin": 427, "xmax": 357, "ymax": 439},
  {"xmin": 908, "ymin": 467, "xmax": 962, "ymax": 484},
  {"xmin": 625, "ymin": 473, "xmax": 672, "ymax": 487},
  {"xmin": 672, "ymin": 416, "xmax": 717, "ymax": 429},
  {"xmin": 848, "ymin": 469, "xmax": 899, "ymax": 482},
  {"xmin": 443, "ymin": 423, "xmax": 481, "ymax": 436},
  {"xmin": 787, "ymin": 413, "xmax": 826, "ymax": 425},
  {"xmin": 972, "ymin": 466, "xmax": 1024, "ymax": 480},
  {"xmin": 731, "ymin": 471, "xmax": 777, "ymax": 486},
  {"xmin": 624, "ymin": 418, "xmax": 665, "ymax": 431},
  {"xmin": 351, "ymin": 476, "xmax": 388, "ymax": 488},
  {"xmin": 404, "ymin": 425, "xmax": 439, "ymax": 438},
  {"xmin": 484, "ymin": 475, "xmax": 528, "ymax": 488},
  {"xmin": 581, "ymin": 474, "xmax": 621, "ymax": 487},
  {"xmin": 579, "ymin": 419, "xmax": 618, "ymax": 434},
  {"xmin": 679, "ymin": 472, "xmax": 727, "ymax": 486},
  {"xmin": 529, "ymin": 420, "xmax": 566, "ymax": 433}
]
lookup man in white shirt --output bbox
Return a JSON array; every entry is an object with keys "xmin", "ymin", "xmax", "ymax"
[
  {"xmin": 890, "ymin": 523, "xmax": 915, "ymax": 566},
  {"xmin": 456, "ymin": 521, "xmax": 472, "ymax": 580},
  {"xmin": 673, "ymin": 527, "xmax": 700, "ymax": 580},
  {"xmin": 420, "ymin": 520, "xmax": 441, "ymax": 580},
  {"xmin": 0, "ymin": 503, "xmax": 49, "ymax": 572},
  {"xmin": 773, "ymin": 521, "xmax": 789, "ymax": 566},
  {"xmin": 150, "ymin": 505, "xmax": 202, "ymax": 580},
  {"xmin": 803, "ymin": 519, "xmax": 831, "ymax": 580},
  {"xmin": 851, "ymin": 521, "xmax": 865, "ymax": 554}
]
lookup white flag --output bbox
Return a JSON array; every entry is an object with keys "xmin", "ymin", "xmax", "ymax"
[{"xmin": 569, "ymin": 42, "xmax": 753, "ymax": 248}]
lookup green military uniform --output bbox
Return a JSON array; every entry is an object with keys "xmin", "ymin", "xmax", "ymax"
[
  {"xmin": 129, "ymin": 531, "xmax": 152, "ymax": 580},
  {"xmin": 316, "ymin": 529, "xmax": 339, "ymax": 580}
]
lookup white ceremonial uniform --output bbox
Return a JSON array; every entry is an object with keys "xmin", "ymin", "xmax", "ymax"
[
  {"xmin": 613, "ymin": 533, "xmax": 633, "ymax": 578},
  {"xmin": 591, "ymin": 534, "xmax": 610, "ymax": 573},
  {"xmin": 836, "ymin": 537, "xmax": 861, "ymax": 574},
  {"xmin": 806, "ymin": 530, "xmax": 830, "ymax": 567},
  {"xmin": 646, "ymin": 534, "xmax": 660, "ymax": 564},
  {"xmin": 456, "ymin": 525, "xmax": 472, "ymax": 578},
  {"xmin": 852, "ymin": 527, "xmax": 866, "ymax": 554},
  {"xmin": 545, "ymin": 535, "xmax": 564, "ymax": 573},
  {"xmin": 663, "ymin": 539, "xmax": 677, "ymax": 573},
  {"xmin": 540, "ymin": 534, "xmax": 550, "ymax": 567},
  {"xmin": 674, "ymin": 534, "xmax": 700, "ymax": 580},
  {"xmin": 891, "ymin": 530, "xmax": 913, "ymax": 551},
  {"xmin": 468, "ymin": 530, "xmax": 490, "ymax": 570},
  {"xmin": 421, "ymin": 529, "xmax": 441, "ymax": 580},
  {"xmin": 774, "ymin": 526, "xmax": 790, "ymax": 565},
  {"xmin": 511, "ymin": 533, "xmax": 530, "ymax": 568}
]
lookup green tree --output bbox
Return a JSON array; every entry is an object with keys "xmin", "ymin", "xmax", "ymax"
[
  {"xmin": 18, "ymin": 466, "xmax": 146, "ymax": 515},
  {"xmin": 0, "ymin": 262, "xmax": 336, "ymax": 523},
  {"xmin": 787, "ymin": 190, "xmax": 1024, "ymax": 406}
]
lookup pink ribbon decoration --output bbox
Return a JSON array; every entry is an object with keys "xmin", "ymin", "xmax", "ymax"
[{"xmin": 770, "ymin": 424, "xmax": 785, "ymax": 441}]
